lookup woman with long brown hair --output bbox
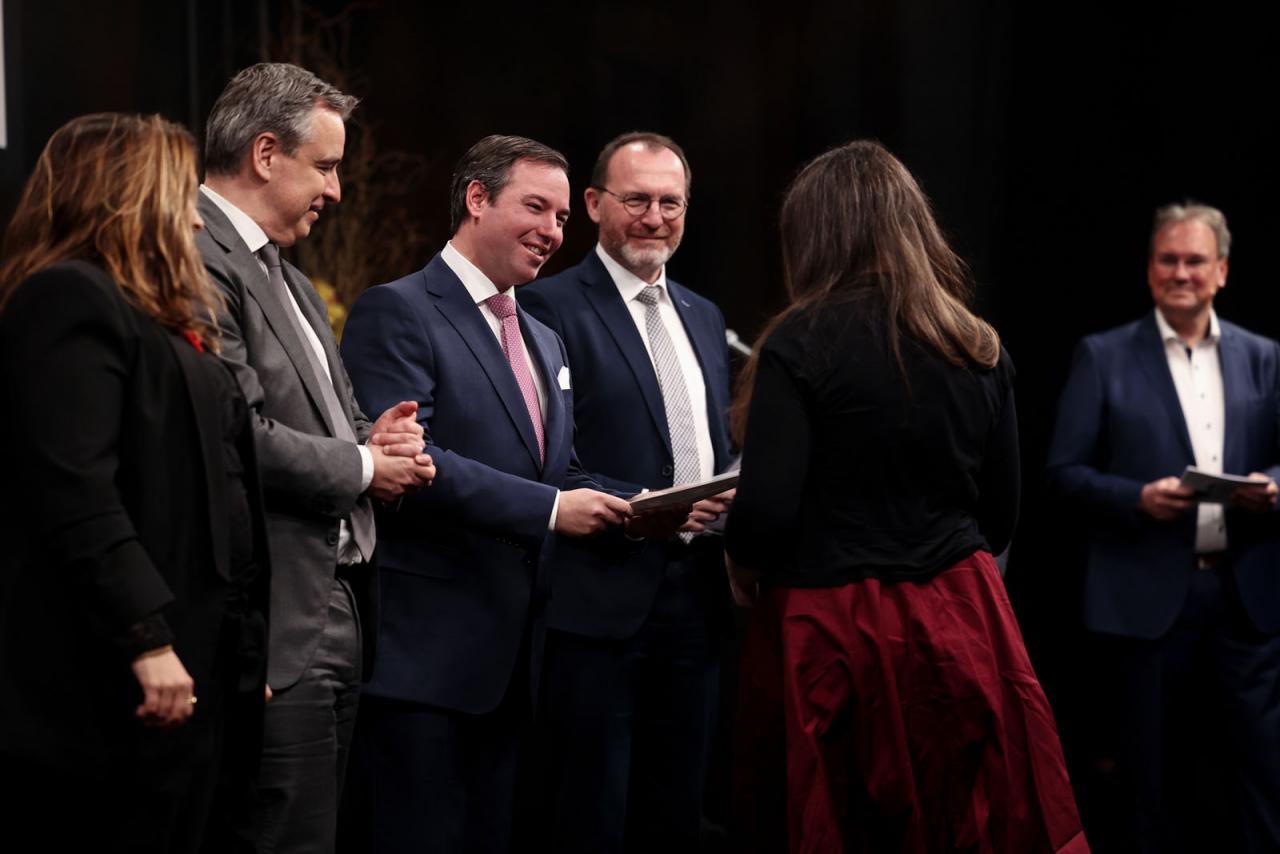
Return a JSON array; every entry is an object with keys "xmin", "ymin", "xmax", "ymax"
[
  {"xmin": 0, "ymin": 113, "xmax": 269, "ymax": 852},
  {"xmin": 724, "ymin": 141, "xmax": 1086, "ymax": 852}
]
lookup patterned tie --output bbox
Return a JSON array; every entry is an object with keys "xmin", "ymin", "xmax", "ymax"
[
  {"xmin": 260, "ymin": 242, "xmax": 375, "ymax": 561},
  {"xmin": 637, "ymin": 285, "xmax": 702, "ymax": 542},
  {"xmin": 486, "ymin": 293, "xmax": 545, "ymax": 464}
]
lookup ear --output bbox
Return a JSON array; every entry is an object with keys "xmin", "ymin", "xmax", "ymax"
[
  {"xmin": 1218, "ymin": 257, "xmax": 1229, "ymax": 290},
  {"xmin": 465, "ymin": 179, "xmax": 490, "ymax": 219},
  {"xmin": 249, "ymin": 132, "xmax": 280, "ymax": 182},
  {"xmin": 584, "ymin": 187, "xmax": 603, "ymax": 225}
]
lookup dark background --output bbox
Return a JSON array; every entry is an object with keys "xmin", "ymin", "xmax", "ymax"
[{"xmin": 4, "ymin": 0, "xmax": 1277, "ymax": 846}]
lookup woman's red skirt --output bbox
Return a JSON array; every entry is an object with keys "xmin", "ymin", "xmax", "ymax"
[{"xmin": 731, "ymin": 550, "xmax": 1088, "ymax": 853}]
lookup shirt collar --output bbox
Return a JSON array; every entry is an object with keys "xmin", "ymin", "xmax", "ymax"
[
  {"xmin": 200, "ymin": 184, "xmax": 270, "ymax": 255},
  {"xmin": 594, "ymin": 243, "xmax": 667, "ymax": 305},
  {"xmin": 1154, "ymin": 306, "xmax": 1220, "ymax": 346},
  {"xmin": 442, "ymin": 241, "xmax": 503, "ymax": 306}
]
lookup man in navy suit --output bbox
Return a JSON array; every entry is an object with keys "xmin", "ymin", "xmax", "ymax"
[
  {"xmin": 519, "ymin": 132, "xmax": 734, "ymax": 853},
  {"xmin": 338, "ymin": 135, "xmax": 634, "ymax": 854},
  {"xmin": 1047, "ymin": 203, "xmax": 1280, "ymax": 852}
]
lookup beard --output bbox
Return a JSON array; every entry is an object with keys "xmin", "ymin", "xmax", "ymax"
[{"xmin": 617, "ymin": 237, "xmax": 678, "ymax": 273}]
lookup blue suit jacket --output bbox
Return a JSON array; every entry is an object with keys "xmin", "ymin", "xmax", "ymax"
[
  {"xmin": 1046, "ymin": 312, "xmax": 1280, "ymax": 639},
  {"xmin": 340, "ymin": 254, "xmax": 595, "ymax": 714},
  {"xmin": 520, "ymin": 251, "xmax": 733, "ymax": 639}
]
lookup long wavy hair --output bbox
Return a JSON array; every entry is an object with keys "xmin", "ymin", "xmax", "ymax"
[
  {"xmin": 0, "ymin": 113, "xmax": 220, "ymax": 349},
  {"xmin": 730, "ymin": 140, "xmax": 1000, "ymax": 443}
]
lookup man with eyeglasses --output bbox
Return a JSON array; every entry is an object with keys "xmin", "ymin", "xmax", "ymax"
[{"xmin": 519, "ymin": 132, "xmax": 734, "ymax": 853}]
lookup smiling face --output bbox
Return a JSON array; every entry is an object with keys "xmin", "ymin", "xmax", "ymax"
[
  {"xmin": 586, "ymin": 143, "xmax": 688, "ymax": 283},
  {"xmin": 461, "ymin": 159, "xmax": 570, "ymax": 289},
  {"xmin": 258, "ymin": 105, "xmax": 345, "ymax": 246},
  {"xmin": 1148, "ymin": 219, "xmax": 1228, "ymax": 325}
]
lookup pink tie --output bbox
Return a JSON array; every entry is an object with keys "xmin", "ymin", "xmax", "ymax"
[{"xmin": 486, "ymin": 293, "xmax": 545, "ymax": 464}]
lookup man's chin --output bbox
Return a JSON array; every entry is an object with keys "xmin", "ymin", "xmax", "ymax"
[{"xmin": 620, "ymin": 244, "xmax": 673, "ymax": 270}]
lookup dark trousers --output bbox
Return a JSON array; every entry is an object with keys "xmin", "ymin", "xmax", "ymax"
[
  {"xmin": 1111, "ymin": 564, "xmax": 1280, "ymax": 854},
  {"xmin": 247, "ymin": 578, "xmax": 362, "ymax": 854},
  {"xmin": 344, "ymin": 644, "xmax": 532, "ymax": 854},
  {"xmin": 536, "ymin": 559, "xmax": 720, "ymax": 854}
]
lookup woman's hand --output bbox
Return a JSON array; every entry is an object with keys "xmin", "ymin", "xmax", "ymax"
[
  {"xmin": 130, "ymin": 646, "xmax": 196, "ymax": 728},
  {"xmin": 726, "ymin": 554, "xmax": 762, "ymax": 608}
]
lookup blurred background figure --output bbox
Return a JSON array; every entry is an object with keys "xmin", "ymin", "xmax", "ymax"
[
  {"xmin": 1046, "ymin": 204, "xmax": 1280, "ymax": 853},
  {"xmin": 724, "ymin": 140, "xmax": 1086, "ymax": 853},
  {"xmin": 0, "ymin": 113, "xmax": 270, "ymax": 853}
]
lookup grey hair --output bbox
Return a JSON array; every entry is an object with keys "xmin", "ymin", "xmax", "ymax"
[
  {"xmin": 1151, "ymin": 202, "xmax": 1232, "ymax": 259},
  {"xmin": 449, "ymin": 135, "xmax": 569, "ymax": 235},
  {"xmin": 203, "ymin": 62, "xmax": 358, "ymax": 176}
]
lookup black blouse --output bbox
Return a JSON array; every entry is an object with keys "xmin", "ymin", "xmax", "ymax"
[{"xmin": 724, "ymin": 295, "xmax": 1019, "ymax": 587}]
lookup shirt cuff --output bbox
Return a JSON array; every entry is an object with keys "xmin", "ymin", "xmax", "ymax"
[
  {"xmin": 547, "ymin": 490, "xmax": 560, "ymax": 531},
  {"xmin": 357, "ymin": 444, "xmax": 374, "ymax": 493}
]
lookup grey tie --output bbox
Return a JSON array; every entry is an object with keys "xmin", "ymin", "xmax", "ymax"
[
  {"xmin": 636, "ymin": 285, "xmax": 702, "ymax": 542},
  {"xmin": 261, "ymin": 242, "xmax": 375, "ymax": 562}
]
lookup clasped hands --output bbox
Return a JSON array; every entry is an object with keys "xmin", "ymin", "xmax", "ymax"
[
  {"xmin": 1139, "ymin": 472, "xmax": 1278, "ymax": 521},
  {"xmin": 367, "ymin": 400, "xmax": 436, "ymax": 501}
]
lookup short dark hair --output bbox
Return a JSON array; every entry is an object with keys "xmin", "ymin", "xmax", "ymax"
[
  {"xmin": 590, "ymin": 131, "xmax": 692, "ymax": 196},
  {"xmin": 449, "ymin": 135, "xmax": 569, "ymax": 234},
  {"xmin": 204, "ymin": 62, "xmax": 358, "ymax": 176}
]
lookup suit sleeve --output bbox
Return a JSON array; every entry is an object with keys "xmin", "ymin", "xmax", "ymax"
[
  {"xmin": 204, "ymin": 252, "xmax": 366, "ymax": 517},
  {"xmin": 724, "ymin": 339, "xmax": 810, "ymax": 574},
  {"xmin": 342, "ymin": 284, "xmax": 560, "ymax": 546},
  {"xmin": 0, "ymin": 269, "xmax": 175, "ymax": 637},
  {"xmin": 1045, "ymin": 337, "xmax": 1145, "ymax": 527}
]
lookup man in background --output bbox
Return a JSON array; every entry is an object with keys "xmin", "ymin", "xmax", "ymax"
[{"xmin": 1046, "ymin": 203, "xmax": 1280, "ymax": 851}]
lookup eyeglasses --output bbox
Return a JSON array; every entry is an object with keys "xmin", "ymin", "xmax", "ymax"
[{"xmin": 594, "ymin": 187, "xmax": 688, "ymax": 220}]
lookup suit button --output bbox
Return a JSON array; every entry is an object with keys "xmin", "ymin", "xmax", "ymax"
[
  {"xmin": 326, "ymin": 530, "xmax": 339, "ymax": 546},
  {"xmin": 662, "ymin": 464, "xmax": 673, "ymax": 477}
]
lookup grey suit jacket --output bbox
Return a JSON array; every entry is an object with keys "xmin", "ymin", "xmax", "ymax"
[{"xmin": 197, "ymin": 192, "xmax": 376, "ymax": 689}]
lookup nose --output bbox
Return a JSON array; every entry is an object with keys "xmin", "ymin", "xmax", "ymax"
[
  {"xmin": 324, "ymin": 168, "xmax": 341, "ymax": 204},
  {"xmin": 638, "ymin": 200, "xmax": 665, "ymax": 227}
]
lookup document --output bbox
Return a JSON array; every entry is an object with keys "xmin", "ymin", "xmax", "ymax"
[
  {"xmin": 1180, "ymin": 466, "xmax": 1269, "ymax": 504},
  {"xmin": 629, "ymin": 471, "xmax": 739, "ymax": 513}
]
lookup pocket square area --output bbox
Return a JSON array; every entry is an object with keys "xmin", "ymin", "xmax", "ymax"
[{"xmin": 557, "ymin": 365, "xmax": 572, "ymax": 390}]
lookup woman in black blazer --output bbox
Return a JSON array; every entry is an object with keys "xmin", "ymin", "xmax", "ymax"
[
  {"xmin": 0, "ymin": 114, "xmax": 269, "ymax": 852},
  {"xmin": 724, "ymin": 142, "xmax": 1086, "ymax": 853}
]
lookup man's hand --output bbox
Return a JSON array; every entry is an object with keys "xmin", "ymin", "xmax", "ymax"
[
  {"xmin": 1139, "ymin": 476, "xmax": 1195, "ymax": 521},
  {"xmin": 1230, "ymin": 473, "xmax": 1278, "ymax": 514},
  {"xmin": 681, "ymin": 489, "xmax": 735, "ymax": 534},
  {"xmin": 131, "ymin": 646, "xmax": 195, "ymax": 729},
  {"xmin": 625, "ymin": 505, "xmax": 690, "ymax": 540},
  {"xmin": 369, "ymin": 401, "xmax": 425, "ymax": 458},
  {"xmin": 726, "ymin": 554, "xmax": 761, "ymax": 608},
  {"xmin": 555, "ymin": 489, "xmax": 632, "ymax": 536},
  {"xmin": 367, "ymin": 442, "xmax": 435, "ymax": 501}
]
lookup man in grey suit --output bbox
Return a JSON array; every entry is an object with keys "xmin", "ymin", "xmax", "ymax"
[{"xmin": 196, "ymin": 62, "xmax": 436, "ymax": 853}]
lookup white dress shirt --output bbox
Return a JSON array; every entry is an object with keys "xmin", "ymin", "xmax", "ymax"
[
  {"xmin": 201, "ymin": 184, "xmax": 373, "ymax": 562},
  {"xmin": 595, "ymin": 244, "xmax": 715, "ymax": 482},
  {"xmin": 1155, "ymin": 307, "xmax": 1227, "ymax": 553},
  {"xmin": 440, "ymin": 241, "xmax": 559, "ymax": 529}
]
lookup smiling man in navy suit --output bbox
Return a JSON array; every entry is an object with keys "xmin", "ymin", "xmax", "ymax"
[
  {"xmin": 338, "ymin": 135, "xmax": 633, "ymax": 854},
  {"xmin": 1047, "ymin": 203, "xmax": 1280, "ymax": 852},
  {"xmin": 519, "ymin": 132, "xmax": 734, "ymax": 853}
]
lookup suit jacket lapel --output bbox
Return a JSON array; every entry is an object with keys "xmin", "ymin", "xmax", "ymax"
[
  {"xmin": 1134, "ymin": 314, "xmax": 1196, "ymax": 463},
  {"xmin": 523, "ymin": 315, "xmax": 565, "ymax": 476},
  {"xmin": 667, "ymin": 280, "xmax": 730, "ymax": 473},
  {"xmin": 579, "ymin": 255, "xmax": 673, "ymax": 455},
  {"xmin": 425, "ymin": 257, "xmax": 543, "ymax": 469},
  {"xmin": 1218, "ymin": 324, "xmax": 1247, "ymax": 474},
  {"xmin": 199, "ymin": 197, "xmax": 343, "ymax": 438},
  {"xmin": 166, "ymin": 333, "xmax": 231, "ymax": 580}
]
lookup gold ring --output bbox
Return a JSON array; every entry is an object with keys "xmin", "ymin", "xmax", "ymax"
[{"xmin": 188, "ymin": 696, "xmax": 198, "ymax": 705}]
